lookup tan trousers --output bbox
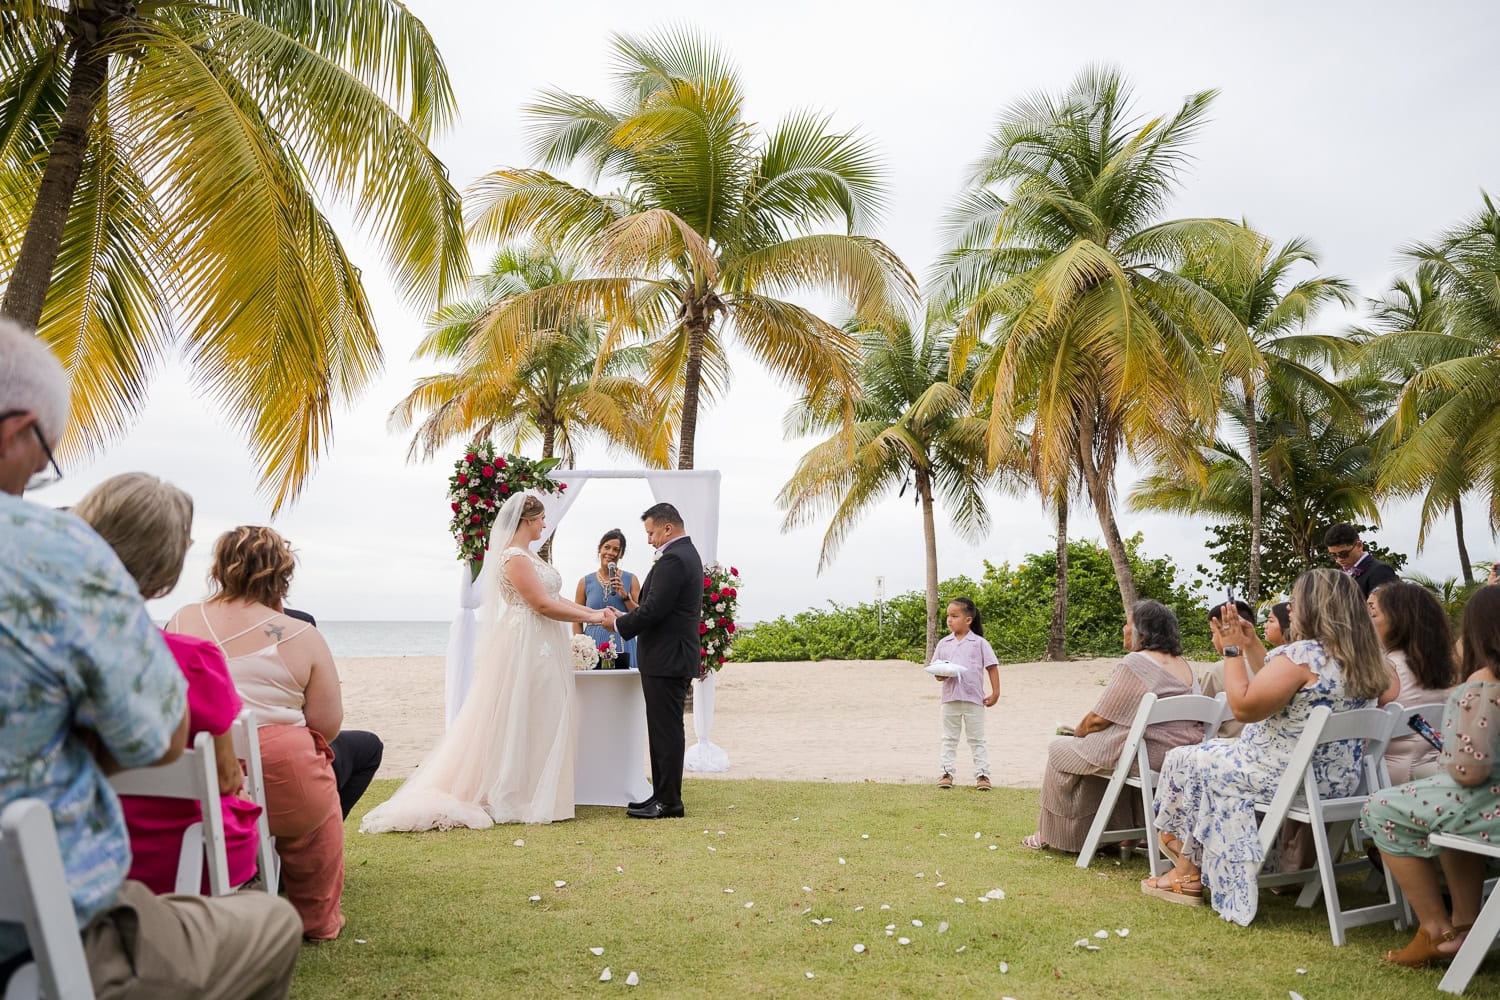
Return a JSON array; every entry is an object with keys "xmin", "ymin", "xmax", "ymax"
[{"xmin": 83, "ymin": 880, "xmax": 300, "ymax": 1000}]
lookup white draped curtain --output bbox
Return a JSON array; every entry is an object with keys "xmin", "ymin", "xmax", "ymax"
[{"xmin": 444, "ymin": 469, "xmax": 722, "ymax": 726}]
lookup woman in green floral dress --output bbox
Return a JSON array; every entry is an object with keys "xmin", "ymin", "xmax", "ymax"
[{"xmin": 1361, "ymin": 585, "xmax": 1500, "ymax": 967}]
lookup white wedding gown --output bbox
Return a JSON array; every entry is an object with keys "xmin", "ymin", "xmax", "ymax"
[{"xmin": 361, "ymin": 547, "xmax": 577, "ymax": 830}]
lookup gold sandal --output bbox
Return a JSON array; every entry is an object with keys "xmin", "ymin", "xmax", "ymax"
[{"xmin": 1141, "ymin": 871, "xmax": 1204, "ymax": 906}]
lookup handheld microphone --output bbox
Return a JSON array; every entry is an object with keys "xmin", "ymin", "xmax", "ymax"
[{"xmin": 607, "ymin": 560, "xmax": 618, "ymax": 595}]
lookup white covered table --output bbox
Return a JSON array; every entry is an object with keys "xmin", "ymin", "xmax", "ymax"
[{"xmin": 573, "ymin": 669, "xmax": 652, "ymax": 807}]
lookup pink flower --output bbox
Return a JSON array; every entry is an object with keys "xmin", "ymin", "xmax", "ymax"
[{"xmin": 730, "ymin": 567, "xmax": 739, "ymax": 576}]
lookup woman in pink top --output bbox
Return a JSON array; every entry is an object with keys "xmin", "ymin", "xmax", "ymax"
[
  {"xmin": 1367, "ymin": 582, "xmax": 1458, "ymax": 782},
  {"xmin": 72, "ymin": 474, "xmax": 262, "ymax": 893},
  {"xmin": 171, "ymin": 526, "xmax": 346, "ymax": 940}
]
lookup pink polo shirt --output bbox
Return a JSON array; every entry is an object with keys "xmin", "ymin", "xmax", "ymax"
[{"xmin": 935, "ymin": 631, "xmax": 999, "ymax": 705}]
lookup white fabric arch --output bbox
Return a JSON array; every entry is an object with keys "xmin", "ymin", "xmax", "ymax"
[{"xmin": 444, "ymin": 469, "xmax": 721, "ymax": 725}]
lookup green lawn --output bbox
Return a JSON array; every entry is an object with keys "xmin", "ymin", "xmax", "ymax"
[{"xmin": 292, "ymin": 779, "xmax": 1496, "ymax": 998}]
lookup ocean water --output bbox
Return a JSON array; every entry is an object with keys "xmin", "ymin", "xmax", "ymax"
[{"xmin": 315, "ymin": 620, "xmax": 452, "ymax": 658}]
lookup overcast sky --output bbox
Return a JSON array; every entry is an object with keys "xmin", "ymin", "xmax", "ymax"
[{"xmin": 47, "ymin": 0, "xmax": 1500, "ymax": 622}]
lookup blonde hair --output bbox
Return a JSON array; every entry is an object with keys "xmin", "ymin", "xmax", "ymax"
[
  {"xmin": 1290, "ymin": 568, "xmax": 1390, "ymax": 700},
  {"xmin": 209, "ymin": 526, "xmax": 296, "ymax": 608},
  {"xmin": 520, "ymin": 495, "xmax": 545, "ymax": 520},
  {"xmin": 74, "ymin": 472, "xmax": 194, "ymax": 599}
]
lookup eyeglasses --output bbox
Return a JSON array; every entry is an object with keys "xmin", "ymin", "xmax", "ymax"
[
  {"xmin": 1327, "ymin": 546, "xmax": 1357, "ymax": 560},
  {"xmin": 0, "ymin": 410, "xmax": 63, "ymax": 491}
]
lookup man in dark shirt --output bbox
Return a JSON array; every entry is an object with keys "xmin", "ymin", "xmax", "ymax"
[{"xmin": 1323, "ymin": 523, "xmax": 1399, "ymax": 597}]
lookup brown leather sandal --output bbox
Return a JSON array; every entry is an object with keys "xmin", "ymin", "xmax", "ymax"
[
  {"xmin": 1141, "ymin": 871, "xmax": 1204, "ymax": 905},
  {"xmin": 1383, "ymin": 927, "xmax": 1460, "ymax": 967}
]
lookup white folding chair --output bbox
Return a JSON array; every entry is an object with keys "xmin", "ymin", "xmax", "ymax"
[
  {"xmin": 1253, "ymin": 704, "xmax": 1406, "ymax": 945},
  {"xmin": 1429, "ymin": 832, "xmax": 1500, "ymax": 995},
  {"xmin": 0, "ymin": 799, "xmax": 95, "ymax": 1000},
  {"xmin": 1077, "ymin": 692, "xmax": 1230, "ymax": 875},
  {"xmin": 109, "ymin": 731, "xmax": 231, "ymax": 896},
  {"xmin": 230, "ymin": 710, "xmax": 279, "ymax": 893}
]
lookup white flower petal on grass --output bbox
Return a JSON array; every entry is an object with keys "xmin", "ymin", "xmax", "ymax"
[
  {"xmin": 707, "ymin": 846, "xmax": 716, "ymax": 852},
  {"xmin": 354, "ymin": 939, "xmax": 367, "ymax": 945},
  {"xmin": 854, "ymin": 906, "xmax": 864, "ymax": 912},
  {"xmin": 513, "ymin": 839, "xmax": 524, "ymax": 847},
  {"xmin": 554, "ymin": 881, "xmax": 567, "ymax": 888},
  {"xmin": 802, "ymin": 886, "xmax": 812, "ymax": 892},
  {"xmin": 744, "ymin": 902, "xmax": 754, "ymax": 909},
  {"xmin": 801, "ymin": 907, "xmax": 812, "ymax": 915},
  {"xmin": 880, "ymin": 904, "xmax": 891, "ymax": 910},
  {"xmin": 988, "ymin": 844, "xmax": 998, "ymax": 851},
  {"xmin": 885, "ymin": 929, "xmax": 894, "ymax": 937},
  {"xmin": 977, "ymin": 897, "xmax": 989, "ymax": 904},
  {"xmin": 728, "ymin": 804, "xmax": 736, "ymax": 809},
  {"xmin": 999, "ymin": 961, "xmax": 1009, "ymax": 973},
  {"xmin": 589, "ymin": 947, "xmax": 604, "ymax": 956},
  {"xmin": 954, "ymin": 945, "xmax": 966, "ymax": 953},
  {"xmin": 898, "ymin": 937, "xmax": 911, "ymax": 945},
  {"xmin": 886, "ymin": 924, "xmax": 896, "ymax": 931},
  {"xmin": 1086, "ymin": 945, "xmax": 1102, "ymax": 951},
  {"xmin": 1074, "ymin": 939, "xmax": 1089, "ymax": 948},
  {"xmin": 862, "ymin": 834, "xmax": 870, "ymax": 839},
  {"xmin": 1116, "ymin": 928, "xmax": 1129, "ymax": 937},
  {"xmin": 625, "ymin": 971, "xmax": 639, "ymax": 987},
  {"xmin": 838, "ymin": 858, "xmax": 846, "ymax": 865},
  {"xmin": 936, "ymin": 881, "xmax": 946, "ymax": 887},
  {"xmin": 1289, "ymin": 993, "xmax": 1305, "ymax": 1000},
  {"xmin": 805, "ymin": 972, "xmax": 814, "ymax": 980},
  {"xmin": 792, "ymin": 817, "xmax": 799, "ymax": 822},
  {"xmin": 615, "ymin": 866, "xmax": 624, "ymax": 874},
  {"xmin": 724, "ymin": 888, "xmax": 735, "ymax": 894},
  {"xmin": 915, "ymin": 873, "xmax": 925, "ymax": 879},
  {"xmin": 599, "ymin": 968, "xmax": 612, "ymax": 982},
  {"xmin": 853, "ymin": 944, "xmax": 866, "ymax": 954},
  {"xmin": 1094, "ymin": 930, "xmax": 1109, "ymax": 939},
  {"xmin": 912, "ymin": 919, "xmax": 923, "ymax": 927},
  {"xmin": 938, "ymin": 922, "xmax": 949, "ymax": 934},
  {"xmin": 1296, "ymin": 969, "xmax": 1306, "ymax": 975},
  {"xmin": 974, "ymin": 832, "xmax": 982, "ymax": 839},
  {"xmin": 717, "ymin": 830, "xmax": 725, "ymax": 836},
  {"xmin": 528, "ymin": 895, "xmax": 541, "ymax": 902},
  {"xmin": 954, "ymin": 898, "xmax": 965, "ymax": 904},
  {"xmin": 985, "ymin": 889, "xmax": 1005, "ymax": 900},
  {"xmin": 938, "ymin": 832, "xmax": 948, "ymax": 838}
]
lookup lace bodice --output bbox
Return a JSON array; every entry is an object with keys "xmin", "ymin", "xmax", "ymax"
[{"xmin": 495, "ymin": 546, "xmax": 562, "ymax": 612}]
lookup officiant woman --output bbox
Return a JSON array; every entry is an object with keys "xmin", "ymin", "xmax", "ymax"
[{"xmin": 574, "ymin": 528, "xmax": 641, "ymax": 667}]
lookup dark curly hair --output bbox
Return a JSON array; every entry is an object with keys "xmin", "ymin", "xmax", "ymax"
[
  {"xmin": 1372, "ymin": 583, "xmax": 1457, "ymax": 691},
  {"xmin": 1131, "ymin": 599, "xmax": 1182, "ymax": 656}
]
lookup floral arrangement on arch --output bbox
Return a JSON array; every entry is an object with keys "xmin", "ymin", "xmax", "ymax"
[
  {"xmin": 448, "ymin": 442, "xmax": 565, "ymax": 578},
  {"xmin": 700, "ymin": 563, "xmax": 740, "ymax": 676}
]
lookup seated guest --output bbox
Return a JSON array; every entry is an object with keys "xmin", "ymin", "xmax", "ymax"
[
  {"xmin": 1264, "ymin": 602, "xmax": 1290, "ymax": 645},
  {"xmin": 0, "ymin": 319, "xmax": 299, "ymax": 997},
  {"xmin": 279, "ymin": 607, "xmax": 384, "ymax": 819},
  {"xmin": 74, "ymin": 473, "xmax": 262, "ymax": 892},
  {"xmin": 1325, "ymin": 522, "xmax": 1399, "ymax": 597},
  {"xmin": 573, "ymin": 528, "xmax": 641, "ymax": 668},
  {"xmin": 170, "ymin": 527, "xmax": 346, "ymax": 940},
  {"xmin": 1021, "ymin": 600, "xmax": 1201, "ymax": 852},
  {"xmin": 1362, "ymin": 585, "xmax": 1500, "ymax": 966},
  {"xmin": 1197, "ymin": 599, "xmax": 1257, "ymax": 738},
  {"xmin": 1146, "ymin": 570, "xmax": 1396, "ymax": 923},
  {"xmin": 1366, "ymin": 582, "xmax": 1458, "ymax": 783}
]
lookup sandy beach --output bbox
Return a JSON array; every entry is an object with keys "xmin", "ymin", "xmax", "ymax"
[{"xmin": 339, "ymin": 656, "xmax": 1215, "ymax": 788}]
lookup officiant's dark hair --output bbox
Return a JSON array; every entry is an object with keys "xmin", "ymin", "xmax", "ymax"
[
  {"xmin": 948, "ymin": 596, "xmax": 984, "ymax": 637},
  {"xmin": 641, "ymin": 502, "xmax": 683, "ymax": 528},
  {"xmin": 598, "ymin": 528, "xmax": 626, "ymax": 555}
]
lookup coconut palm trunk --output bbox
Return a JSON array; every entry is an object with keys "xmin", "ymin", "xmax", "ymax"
[
  {"xmin": 1, "ymin": 10, "xmax": 116, "ymax": 327},
  {"xmin": 916, "ymin": 465, "xmax": 941, "ymax": 660},
  {"xmin": 1454, "ymin": 498, "xmax": 1473, "ymax": 584},
  {"xmin": 676, "ymin": 296, "xmax": 718, "ymax": 470},
  {"xmin": 1046, "ymin": 491, "xmax": 1069, "ymax": 661},
  {"xmin": 1076, "ymin": 411, "xmax": 1138, "ymax": 611},
  {"xmin": 1244, "ymin": 382, "xmax": 1264, "ymax": 605}
]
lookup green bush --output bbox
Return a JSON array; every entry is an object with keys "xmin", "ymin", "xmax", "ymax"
[{"xmin": 735, "ymin": 534, "xmax": 1213, "ymax": 663}]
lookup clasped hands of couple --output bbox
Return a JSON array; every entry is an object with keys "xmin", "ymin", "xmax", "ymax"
[{"xmin": 596, "ymin": 606, "xmax": 622, "ymax": 632}]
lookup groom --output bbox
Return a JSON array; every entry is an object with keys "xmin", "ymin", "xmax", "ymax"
[{"xmin": 603, "ymin": 502, "xmax": 702, "ymax": 819}]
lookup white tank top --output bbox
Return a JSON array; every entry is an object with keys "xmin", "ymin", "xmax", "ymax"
[{"xmin": 188, "ymin": 604, "xmax": 312, "ymax": 727}]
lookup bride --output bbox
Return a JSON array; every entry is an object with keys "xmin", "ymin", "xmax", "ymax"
[{"xmin": 362, "ymin": 492, "xmax": 607, "ymax": 830}]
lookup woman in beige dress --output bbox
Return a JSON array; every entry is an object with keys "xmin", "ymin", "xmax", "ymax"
[
  {"xmin": 361, "ymin": 492, "xmax": 608, "ymax": 831},
  {"xmin": 1022, "ymin": 600, "xmax": 1202, "ymax": 852}
]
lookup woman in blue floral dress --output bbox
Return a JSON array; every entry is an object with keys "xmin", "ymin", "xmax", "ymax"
[
  {"xmin": 1361, "ymin": 585, "xmax": 1500, "ymax": 967},
  {"xmin": 1147, "ymin": 569, "xmax": 1397, "ymax": 925}
]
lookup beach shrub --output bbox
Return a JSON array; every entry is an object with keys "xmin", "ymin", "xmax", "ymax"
[{"xmin": 736, "ymin": 535, "xmax": 1213, "ymax": 663}]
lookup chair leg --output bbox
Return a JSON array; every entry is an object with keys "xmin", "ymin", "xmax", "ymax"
[
  {"xmin": 1076, "ymin": 775, "xmax": 1128, "ymax": 870},
  {"xmin": 1139, "ymin": 775, "xmax": 1166, "ymax": 878},
  {"xmin": 1437, "ymin": 888, "xmax": 1500, "ymax": 994},
  {"xmin": 1307, "ymin": 812, "xmax": 1346, "ymax": 946}
]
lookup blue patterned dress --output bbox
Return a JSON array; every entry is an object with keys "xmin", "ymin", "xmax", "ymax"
[{"xmin": 1152, "ymin": 639, "xmax": 1373, "ymax": 925}]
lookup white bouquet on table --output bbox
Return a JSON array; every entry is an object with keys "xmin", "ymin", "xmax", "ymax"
[
  {"xmin": 923, "ymin": 658, "xmax": 965, "ymax": 678},
  {"xmin": 570, "ymin": 633, "xmax": 599, "ymax": 671}
]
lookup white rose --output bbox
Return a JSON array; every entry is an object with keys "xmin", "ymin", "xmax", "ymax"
[{"xmin": 715, "ymin": 602, "xmax": 726, "ymax": 613}]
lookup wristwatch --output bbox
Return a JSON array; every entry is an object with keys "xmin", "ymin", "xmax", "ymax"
[{"xmin": 1222, "ymin": 645, "xmax": 1242, "ymax": 658}]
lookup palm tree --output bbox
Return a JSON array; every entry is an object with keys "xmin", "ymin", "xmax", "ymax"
[
  {"xmin": 777, "ymin": 313, "xmax": 1004, "ymax": 659},
  {"xmin": 0, "ymin": 1, "xmax": 465, "ymax": 509},
  {"xmin": 1357, "ymin": 262, "xmax": 1479, "ymax": 582},
  {"xmin": 934, "ymin": 66, "xmax": 1249, "ymax": 611},
  {"xmin": 389, "ymin": 246, "xmax": 672, "ymax": 469},
  {"xmin": 461, "ymin": 28, "xmax": 914, "ymax": 470},
  {"xmin": 1130, "ymin": 378, "xmax": 1388, "ymax": 597},
  {"xmin": 1176, "ymin": 227, "xmax": 1356, "ymax": 604}
]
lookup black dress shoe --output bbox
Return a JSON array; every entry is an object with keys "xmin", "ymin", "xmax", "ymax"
[
  {"xmin": 627, "ymin": 801, "xmax": 684, "ymax": 819},
  {"xmin": 627, "ymin": 796, "xmax": 656, "ymax": 811}
]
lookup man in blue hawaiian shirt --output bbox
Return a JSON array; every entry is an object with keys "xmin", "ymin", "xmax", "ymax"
[{"xmin": 0, "ymin": 319, "xmax": 301, "ymax": 999}]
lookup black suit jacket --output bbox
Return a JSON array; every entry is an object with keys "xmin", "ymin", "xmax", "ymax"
[
  {"xmin": 1352, "ymin": 557, "xmax": 1399, "ymax": 597},
  {"xmin": 615, "ymin": 536, "xmax": 702, "ymax": 679}
]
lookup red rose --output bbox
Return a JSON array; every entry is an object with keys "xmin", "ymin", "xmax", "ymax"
[
  {"xmin": 730, "ymin": 567, "xmax": 739, "ymax": 576},
  {"xmin": 718, "ymin": 656, "xmax": 726, "ymax": 664},
  {"xmin": 497, "ymin": 457, "xmax": 507, "ymax": 468},
  {"xmin": 703, "ymin": 576, "xmax": 712, "ymax": 587},
  {"xmin": 727, "ymin": 588, "xmax": 737, "ymax": 597},
  {"xmin": 717, "ymin": 617, "xmax": 727, "ymax": 627},
  {"xmin": 474, "ymin": 551, "xmax": 484, "ymax": 561},
  {"xmin": 457, "ymin": 473, "xmax": 468, "ymax": 485},
  {"xmin": 598, "ymin": 642, "xmax": 610, "ymax": 652},
  {"xmin": 700, "ymin": 649, "xmax": 709, "ymax": 657},
  {"xmin": 468, "ymin": 493, "xmax": 479, "ymax": 504},
  {"xmin": 481, "ymin": 465, "xmax": 495, "ymax": 477},
  {"xmin": 698, "ymin": 623, "xmax": 708, "ymax": 635},
  {"xmin": 499, "ymin": 483, "xmax": 509, "ymax": 493},
  {"xmin": 470, "ymin": 514, "xmax": 481, "ymax": 524},
  {"xmin": 726, "ymin": 622, "xmax": 736, "ymax": 634},
  {"xmin": 451, "ymin": 502, "xmax": 459, "ymax": 512},
  {"xmin": 558, "ymin": 482, "xmax": 567, "ymax": 491},
  {"xmin": 465, "ymin": 452, "xmax": 476, "ymax": 462},
  {"xmin": 709, "ymin": 592, "xmax": 720, "ymax": 602}
]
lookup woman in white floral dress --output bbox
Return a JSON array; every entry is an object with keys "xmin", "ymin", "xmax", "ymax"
[{"xmin": 1146, "ymin": 569, "xmax": 1397, "ymax": 924}]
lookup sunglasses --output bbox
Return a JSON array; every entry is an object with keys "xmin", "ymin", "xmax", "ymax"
[
  {"xmin": 0, "ymin": 410, "xmax": 63, "ymax": 491},
  {"xmin": 1327, "ymin": 546, "xmax": 1358, "ymax": 559}
]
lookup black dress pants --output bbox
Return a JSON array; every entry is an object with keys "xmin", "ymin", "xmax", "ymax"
[
  {"xmin": 639, "ymin": 673, "xmax": 689, "ymax": 808},
  {"xmin": 328, "ymin": 729, "xmax": 384, "ymax": 819}
]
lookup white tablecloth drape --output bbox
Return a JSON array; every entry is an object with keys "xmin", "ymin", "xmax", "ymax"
[{"xmin": 573, "ymin": 669, "xmax": 652, "ymax": 806}]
